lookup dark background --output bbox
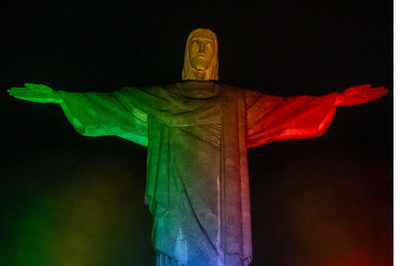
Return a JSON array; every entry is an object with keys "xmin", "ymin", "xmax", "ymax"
[{"xmin": 1, "ymin": 0, "xmax": 392, "ymax": 265}]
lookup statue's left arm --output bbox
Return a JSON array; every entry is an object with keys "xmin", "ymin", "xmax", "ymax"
[
  {"xmin": 246, "ymin": 84, "xmax": 388, "ymax": 148},
  {"xmin": 334, "ymin": 84, "xmax": 388, "ymax": 106}
]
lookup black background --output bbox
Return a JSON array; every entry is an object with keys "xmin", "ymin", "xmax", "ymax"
[{"xmin": 1, "ymin": 0, "xmax": 392, "ymax": 265}]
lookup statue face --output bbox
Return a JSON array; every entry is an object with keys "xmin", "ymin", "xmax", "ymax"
[
  {"xmin": 182, "ymin": 28, "xmax": 218, "ymax": 81},
  {"xmin": 188, "ymin": 31, "xmax": 215, "ymax": 71}
]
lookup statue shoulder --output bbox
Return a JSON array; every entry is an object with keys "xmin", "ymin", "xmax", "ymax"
[
  {"xmin": 218, "ymin": 83, "xmax": 259, "ymax": 97},
  {"xmin": 116, "ymin": 84, "xmax": 167, "ymax": 95}
]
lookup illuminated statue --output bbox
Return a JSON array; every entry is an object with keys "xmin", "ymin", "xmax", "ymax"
[{"xmin": 8, "ymin": 28, "xmax": 387, "ymax": 266}]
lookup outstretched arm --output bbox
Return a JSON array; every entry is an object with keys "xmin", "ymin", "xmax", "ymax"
[
  {"xmin": 246, "ymin": 84, "xmax": 388, "ymax": 148},
  {"xmin": 8, "ymin": 83, "xmax": 62, "ymax": 104},
  {"xmin": 8, "ymin": 83, "xmax": 149, "ymax": 146},
  {"xmin": 334, "ymin": 84, "xmax": 388, "ymax": 106},
  {"xmin": 7, "ymin": 83, "xmax": 81, "ymax": 134}
]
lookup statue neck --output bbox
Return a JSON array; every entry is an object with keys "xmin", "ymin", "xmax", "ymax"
[
  {"xmin": 183, "ymin": 68, "xmax": 215, "ymax": 82},
  {"xmin": 179, "ymin": 80, "xmax": 218, "ymax": 99}
]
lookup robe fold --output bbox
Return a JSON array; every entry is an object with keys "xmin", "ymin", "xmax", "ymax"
[{"xmin": 58, "ymin": 81, "xmax": 338, "ymax": 266}]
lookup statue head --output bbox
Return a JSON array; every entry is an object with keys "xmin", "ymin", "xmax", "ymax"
[{"xmin": 182, "ymin": 28, "xmax": 219, "ymax": 81}]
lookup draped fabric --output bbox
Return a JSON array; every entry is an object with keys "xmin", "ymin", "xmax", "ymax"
[
  {"xmin": 156, "ymin": 251, "xmax": 185, "ymax": 266},
  {"xmin": 58, "ymin": 81, "xmax": 337, "ymax": 266}
]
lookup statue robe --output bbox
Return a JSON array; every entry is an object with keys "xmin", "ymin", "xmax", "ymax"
[{"xmin": 58, "ymin": 81, "xmax": 338, "ymax": 266}]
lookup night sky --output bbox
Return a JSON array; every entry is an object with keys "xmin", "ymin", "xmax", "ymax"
[{"xmin": 1, "ymin": 0, "xmax": 393, "ymax": 266}]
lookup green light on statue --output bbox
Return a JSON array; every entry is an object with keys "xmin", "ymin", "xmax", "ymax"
[{"xmin": 7, "ymin": 28, "xmax": 388, "ymax": 266}]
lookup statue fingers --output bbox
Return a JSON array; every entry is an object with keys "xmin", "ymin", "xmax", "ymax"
[
  {"xmin": 8, "ymin": 87, "xmax": 31, "ymax": 94},
  {"xmin": 365, "ymin": 86, "xmax": 386, "ymax": 91},
  {"xmin": 8, "ymin": 88, "xmax": 45, "ymax": 97},
  {"xmin": 345, "ymin": 85, "xmax": 387, "ymax": 99},
  {"xmin": 342, "ymin": 94, "xmax": 385, "ymax": 105},
  {"xmin": 366, "ymin": 87, "xmax": 388, "ymax": 94},
  {"xmin": 10, "ymin": 94, "xmax": 38, "ymax": 102},
  {"xmin": 365, "ymin": 89, "xmax": 388, "ymax": 97},
  {"xmin": 8, "ymin": 91, "xmax": 38, "ymax": 97},
  {"xmin": 351, "ymin": 96, "xmax": 384, "ymax": 105},
  {"xmin": 8, "ymin": 87, "xmax": 55, "ymax": 103},
  {"xmin": 362, "ymin": 96, "xmax": 385, "ymax": 104},
  {"xmin": 10, "ymin": 94, "xmax": 53, "ymax": 103}
]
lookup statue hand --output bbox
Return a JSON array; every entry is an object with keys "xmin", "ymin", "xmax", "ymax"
[
  {"xmin": 336, "ymin": 84, "xmax": 388, "ymax": 106},
  {"xmin": 8, "ymin": 83, "xmax": 62, "ymax": 104}
]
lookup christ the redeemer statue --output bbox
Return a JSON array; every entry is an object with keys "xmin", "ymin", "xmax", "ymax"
[{"xmin": 8, "ymin": 28, "xmax": 387, "ymax": 266}]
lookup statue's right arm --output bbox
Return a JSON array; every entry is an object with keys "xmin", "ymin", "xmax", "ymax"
[
  {"xmin": 8, "ymin": 83, "xmax": 63, "ymax": 104},
  {"xmin": 8, "ymin": 83, "xmax": 86, "ymax": 130},
  {"xmin": 9, "ymin": 83, "xmax": 149, "ymax": 145}
]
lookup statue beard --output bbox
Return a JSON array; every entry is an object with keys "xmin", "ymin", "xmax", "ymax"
[
  {"xmin": 183, "ymin": 57, "xmax": 218, "ymax": 81},
  {"xmin": 190, "ymin": 57, "xmax": 211, "ymax": 72}
]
